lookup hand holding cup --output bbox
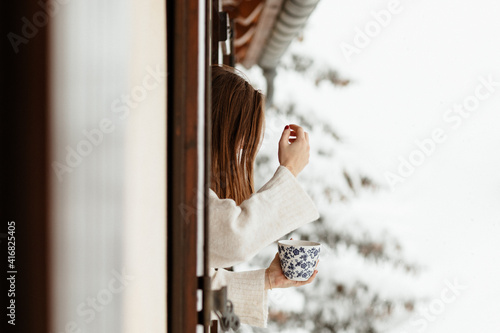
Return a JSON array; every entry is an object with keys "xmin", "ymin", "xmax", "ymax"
[{"xmin": 265, "ymin": 240, "xmax": 320, "ymax": 290}]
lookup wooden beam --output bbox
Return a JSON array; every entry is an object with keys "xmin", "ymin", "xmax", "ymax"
[
  {"xmin": 204, "ymin": 0, "xmax": 214, "ymax": 331},
  {"xmin": 212, "ymin": 0, "xmax": 219, "ymax": 63},
  {"xmin": 166, "ymin": 0, "xmax": 202, "ymax": 331},
  {"xmin": 241, "ymin": 0, "xmax": 284, "ymax": 68},
  {"xmin": 0, "ymin": 1, "xmax": 50, "ymax": 333}
]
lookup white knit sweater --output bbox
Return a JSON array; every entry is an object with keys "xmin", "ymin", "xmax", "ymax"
[{"xmin": 209, "ymin": 166, "xmax": 319, "ymax": 327}]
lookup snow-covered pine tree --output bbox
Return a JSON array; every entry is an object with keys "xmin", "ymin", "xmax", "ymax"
[{"xmin": 236, "ymin": 52, "xmax": 423, "ymax": 333}]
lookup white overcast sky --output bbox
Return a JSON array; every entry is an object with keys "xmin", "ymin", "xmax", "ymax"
[{"xmin": 273, "ymin": 0, "xmax": 500, "ymax": 331}]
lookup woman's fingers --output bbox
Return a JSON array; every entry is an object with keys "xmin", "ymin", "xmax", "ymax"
[
  {"xmin": 278, "ymin": 124, "xmax": 310, "ymax": 177},
  {"xmin": 307, "ymin": 270, "xmax": 318, "ymax": 283},
  {"xmin": 279, "ymin": 125, "xmax": 295, "ymax": 147},
  {"xmin": 288, "ymin": 124, "xmax": 305, "ymax": 139},
  {"xmin": 282, "ymin": 128, "xmax": 297, "ymax": 144},
  {"xmin": 294, "ymin": 270, "xmax": 318, "ymax": 287}
]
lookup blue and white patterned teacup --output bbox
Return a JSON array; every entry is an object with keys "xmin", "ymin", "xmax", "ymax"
[{"xmin": 278, "ymin": 240, "xmax": 321, "ymax": 281}]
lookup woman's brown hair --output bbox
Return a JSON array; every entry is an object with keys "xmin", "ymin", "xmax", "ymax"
[{"xmin": 211, "ymin": 65, "xmax": 264, "ymax": 205}]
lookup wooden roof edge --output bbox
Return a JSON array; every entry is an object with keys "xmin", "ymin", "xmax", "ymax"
[
  {"xmin": 259, "ymin": 0, "xmax": 320, "ymax": 69},
  {"xmin": 240, "ymin": 0, "xmax": 285, "ymax": 69}
]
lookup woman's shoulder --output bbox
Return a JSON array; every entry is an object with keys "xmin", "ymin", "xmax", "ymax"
[{"xmin": 208, "ymin": 188, "xmax": 221, "ymax": 199}]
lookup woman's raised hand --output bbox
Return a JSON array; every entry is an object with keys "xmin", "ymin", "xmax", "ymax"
[
  {"xmin": 265, "ymin": 253, "xmax": 318, "ymax": 290},
  {"xmin": 278, "ymin": 124, "xmax": 310, "ymax": 177}
]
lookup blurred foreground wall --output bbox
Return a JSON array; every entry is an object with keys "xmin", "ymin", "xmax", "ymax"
[{"xmin": 50, "ymin": 1, "xmax": 166, "ymax": 332}]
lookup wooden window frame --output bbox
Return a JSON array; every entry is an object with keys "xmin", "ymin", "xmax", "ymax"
[{"xmin": 166, "ymin": 0, "xmax": 213, "ymax": 331}]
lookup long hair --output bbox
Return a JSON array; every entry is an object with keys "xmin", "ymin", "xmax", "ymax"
[{"xmin": 211, "ymin": 65, "xmax": 264, "ymax": 205}]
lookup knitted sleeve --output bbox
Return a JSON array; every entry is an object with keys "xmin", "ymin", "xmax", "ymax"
[
  {"xmin": 209, "ymin": 166, "xmax": 320, "ymax": 268},
  {"xmin": 211, "ymin": 268, "xmax": 268, "ymax": 328}
]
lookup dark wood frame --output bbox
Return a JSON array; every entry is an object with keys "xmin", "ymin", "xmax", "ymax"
[
  {"xmin": 2, "ymin": 0, "xmax": 219, "ymax": 331},
  {"xmin": 166, "ymin": 0, "xmax": 200, "ymax": 329},
  {"xmin": 1, "ymin": 2, "xmax": 50, "ymax": 332},
  {"xmin": 204, "ymin": 0, "xmax": 214, "ymax": 331},
  {"xmin": 166, "ymin": 0, "xmax": 213, "ymax": 331}
]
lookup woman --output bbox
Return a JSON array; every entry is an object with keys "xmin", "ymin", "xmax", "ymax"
[{"xmin": 210, "ymin": 65, "xmax": 320, "ymax": 327}]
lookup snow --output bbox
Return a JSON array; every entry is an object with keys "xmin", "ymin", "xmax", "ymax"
[{"xmin": 239, "ymin": 0, "xmax": 500, "ymax": 331}]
